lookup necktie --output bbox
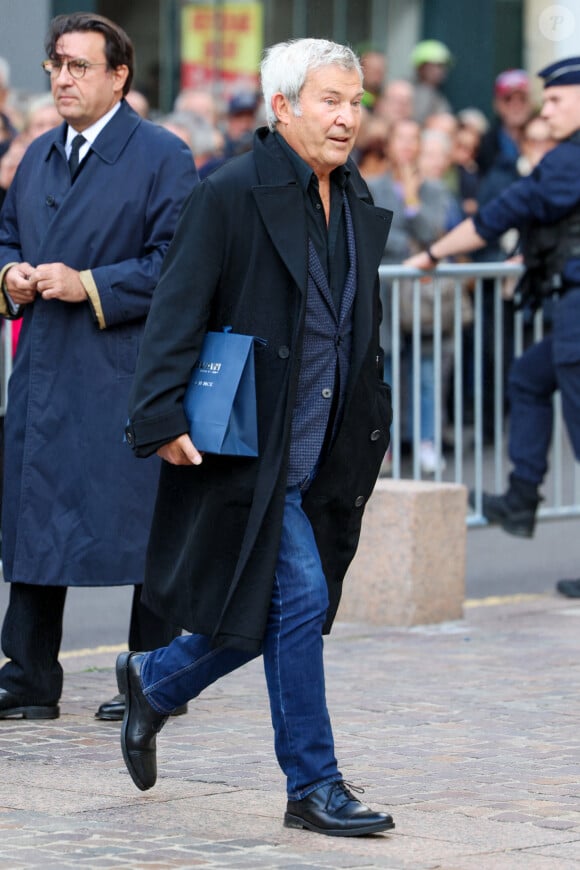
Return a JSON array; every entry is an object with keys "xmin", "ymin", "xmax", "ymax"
[{"xmin": 68, "ymin": 133, "xmax": 85, "ymax": 178}]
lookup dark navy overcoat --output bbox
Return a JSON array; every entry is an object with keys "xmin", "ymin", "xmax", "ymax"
[
  {"xmin": 0, "ymin": 100, "xmax": 198, "ymax": 587},
  {"xmin": 127, "ymin": 129, "xmax": 393, "ymax": 651}
]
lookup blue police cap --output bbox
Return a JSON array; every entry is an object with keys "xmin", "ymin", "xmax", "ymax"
[{"xmin": 538, "ymin": 56, "xmax": 580, "ymax": 88}]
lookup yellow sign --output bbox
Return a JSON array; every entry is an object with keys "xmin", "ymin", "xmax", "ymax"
[{"xmin": 181, "ymin": 2, "xmax": 263, "ymax": 92}]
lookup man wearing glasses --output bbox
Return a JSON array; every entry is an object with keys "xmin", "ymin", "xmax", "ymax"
[{"xmin": 0, "ymin": 13, "xmax": 197, "ymax": 722}]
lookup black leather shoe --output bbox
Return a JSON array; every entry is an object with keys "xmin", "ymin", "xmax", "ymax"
[
  {"xmin": 468, "ymin": 489, "xmax": 537, "ymax": 538},
  {"xmin": 95, "ymin": 692, "xmax": 188, "ymax": 721},
  {"xmin": 284, "ymin": 781, "xmax": 395, "ymax": 837},
  {"xmin": 556, "ymin": 578, "xmax": 580, "ymax": 598},
  {"xmin": 0, "ymin": 688, "xmax": 59, "ymax": 720},
  {"xmin": 116, "ymin": 651, "xmax": 168, "ymax": 791}
]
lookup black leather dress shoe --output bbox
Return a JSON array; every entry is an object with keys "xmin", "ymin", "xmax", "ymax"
[
  {"xmin": 556, "ymin": 578, "xmax": 580, "ymax": 598},
  {"xmin": 0, "ymin": 688, "xmax": 59, "ymax": 720},
  {"xmin": 116, "ymin": 651, "xmax": 168, "ymax": 791},
  {"xmin": 95, "ymin": 692, "xmax": 188, "ymax": 721},
  {"xmin": 284, "ymin": 781, "xmax": 395, "ymax": 837}
]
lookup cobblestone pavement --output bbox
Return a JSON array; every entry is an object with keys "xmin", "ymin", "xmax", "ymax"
[{"xmin": 1, "ymin": 595, "xmax": 580, "ymax": 869}]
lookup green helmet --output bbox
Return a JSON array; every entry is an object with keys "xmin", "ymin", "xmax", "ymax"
[{"xmin": 410, "ymin": 39, "xmax": 452, "ymax": 67}]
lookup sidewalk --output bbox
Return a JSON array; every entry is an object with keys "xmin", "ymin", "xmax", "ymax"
[{"xmin": 1, "ymin": 595, "xmax": 580, "ymax": 869}]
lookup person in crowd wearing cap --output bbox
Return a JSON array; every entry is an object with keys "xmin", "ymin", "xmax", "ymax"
[
  {"xmin": 405, "ymin": 56, "xmax": 580, "ymax": 544},
  {"xmin": 410, "ymin": 39, "xmax": 453, "ymax": 125},
  {"xmin": 477, "ymin": 69, "xmax": 534, "ymax": 178},
  {"xmin": 223, "ymin": 90, "xmax": 259, "ymax": 158}
]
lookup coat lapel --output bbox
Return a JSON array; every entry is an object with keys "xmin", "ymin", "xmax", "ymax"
[
  {"xmin": 252, "ymin": 131, "xmax": 308, "ymax": 294},
  {"xmin": 87, "ymin": 99, "xmax": 141, "ymax": 166}
]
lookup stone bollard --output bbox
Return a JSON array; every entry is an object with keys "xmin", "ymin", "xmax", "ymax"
[{"xmin": 339, "ymin": 479, "xmax": 467, "ymax": 626}]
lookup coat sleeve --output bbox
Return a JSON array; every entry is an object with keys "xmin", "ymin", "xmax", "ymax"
[
  {"xmin": 81, "ymin": 142, "xmax": 198, "ymax": 330},
  {"xmin": 126, "ymin": 179, "xmax": 227, "ymax": 455},
  {"xmin": 474, "ymin": 142, "xmax": 580, "ymax": 241},
  {"xmin": 0, "ymin": 175, "xmax": 25, "ymax": 318}
]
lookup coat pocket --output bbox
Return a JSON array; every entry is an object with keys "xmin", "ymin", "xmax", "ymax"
[{"xmin": 116, "ymin": 331, "xmax": 139, "ymax": 379}]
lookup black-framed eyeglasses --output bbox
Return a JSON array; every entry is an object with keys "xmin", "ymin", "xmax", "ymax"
[{"xmin": 41, "ymin": 58, "xmax": 108, "ymax": 80}]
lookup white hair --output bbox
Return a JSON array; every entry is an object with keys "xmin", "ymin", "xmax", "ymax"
[
  {"xmin": 457, "ymin": 107, "xmax": 489, "ymax": 136},
  {"xmin": 260, "ymin": 38, "xmax": 363, "ymax": 132},
  {"xmin": 160, "ymin": 111, "xmax": 217, "ymax": 158}
]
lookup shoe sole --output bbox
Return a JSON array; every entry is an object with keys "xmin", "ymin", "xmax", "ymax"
[
  {"xmin": 556, "ymin": 583, "xmax": 580, "ymax": 598},
  {"xmin": 284, "ymin": 813, "xmax": 395, "ymax": 837},
  {"xmin": 116, "ymin": 652, "xmax": 151, "ymax": 792},
  {"xmin": 486, "ymin": 509, "xmax": 535, "ymax": 538},
  {"xmin": 96, "ymin": 704, "xmax": 188, "ymax": 722},
  {"xmin": 0, "ymin": 705, "xmax": 59, "ymax": 720},
  {"xmin": 95, "ymin": 710, "xmax": 123, "ymax": 721},
  {"xmin": 499, "ymin": 520, "xmax": 535, "ymax": 538},
  {"xmin": 469, "ymin": 494, "xmax": 535, "ymax": 538}
]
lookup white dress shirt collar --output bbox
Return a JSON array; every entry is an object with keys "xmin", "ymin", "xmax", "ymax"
[{"xmin": 65, "ymin": 100, "xmax": 122, "ymax": 161}]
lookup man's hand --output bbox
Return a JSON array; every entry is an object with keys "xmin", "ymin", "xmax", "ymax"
[
  {"xmin": 4, "ymin": 263, "xmax": 37, "ymax": 305},
  {"xmin": 28, "ymin": 263, "xmax": 88, "ymax": 302},
  {"xmin": 404, "ymin": 251, "xmax": 437, "ymax": 271},
  {"xmin": 157, "ymin": 433, "xmax": 203, "ymax": 466}
]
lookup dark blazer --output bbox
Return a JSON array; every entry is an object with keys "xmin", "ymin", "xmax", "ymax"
[{"xmin": 128, "ymin": 127, "xmax": 393, "ymax": 652}]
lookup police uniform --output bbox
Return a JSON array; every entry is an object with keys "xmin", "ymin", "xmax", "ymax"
[{"xmin": 472, "ymin": 57, "xmax": 580, "ymax": 537}]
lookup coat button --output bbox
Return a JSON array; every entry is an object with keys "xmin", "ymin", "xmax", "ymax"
[
  {"xmin": 322, "ymin": 387, "xmax": 332, "ymax": 399},
  {"xmin": 278, "ymin": 345, "xmax": 290, "ymax": 359},
  {"xmin": 46, "ymin": 195, "xmax": 55, "ymax": 206},
  {"xmin": 125, "ymin": 429, "xmax": 135, "ymax": 446},
  {"xmin": 354, "ymin": 495, "xmax": 365, "ymax": 507},
  {"xmin": 370, "ymin": 429, "xmax": 381, "ymax": 441}
]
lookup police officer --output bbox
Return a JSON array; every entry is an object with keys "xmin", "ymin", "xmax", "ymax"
[{"xmin": 406, "ymin": 56, "xmax": 580, "ymax": 547}]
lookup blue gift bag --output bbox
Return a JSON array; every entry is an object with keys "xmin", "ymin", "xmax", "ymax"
[{"xmin": 183, "ymin": 329, "xmax": 260, "ymax": 456}]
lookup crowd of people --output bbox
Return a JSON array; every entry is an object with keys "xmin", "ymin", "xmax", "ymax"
[
  {"xmin": 355, "ymin": 43, "xmax": 557, "ymax": 473},
  {"xmin": 0, "ymin": 39, "xmax": 556, "ymax": 476}
]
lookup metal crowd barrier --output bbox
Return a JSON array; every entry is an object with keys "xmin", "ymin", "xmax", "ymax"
[
  {"xmin": 0, "ymin": 264, "xmax": 578, "ymax": 529},
  {"xmin": 380, "ymin": 262, "xmax": 580, "ymax": 528},
  {"xmin": 0, "ymin": 320, "xmax": 11, "ymax": 417}
]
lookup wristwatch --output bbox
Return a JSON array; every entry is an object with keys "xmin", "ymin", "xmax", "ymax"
[{"xmin": 426, "ymin": 246, "xmax": 440, "ymax": 265}]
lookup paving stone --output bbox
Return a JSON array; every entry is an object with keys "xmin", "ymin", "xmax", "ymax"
[{"xmin": 2, "ymin": 597, "xmax": 580, "ymax": 867}]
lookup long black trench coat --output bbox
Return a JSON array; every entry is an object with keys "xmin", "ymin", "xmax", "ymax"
[{"xmin": 127, "ymin": 128, "xmax": 393, "ymax": 652}]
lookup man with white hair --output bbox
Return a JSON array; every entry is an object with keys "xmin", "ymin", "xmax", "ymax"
[{"xmin": 117, "ymin": 38, "xmax": 395, "ymax": 837}]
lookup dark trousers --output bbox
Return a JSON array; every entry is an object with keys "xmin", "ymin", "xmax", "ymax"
[
  {"xmin": 508, "ymin": 334, "xmax": 580, "ymax": 486},
  {"xmin": 0, "ymin": 583, "xmax": 180, "ymax": 703}
]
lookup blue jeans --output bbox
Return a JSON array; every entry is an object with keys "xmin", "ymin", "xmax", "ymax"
[
  {"xmin": 140, "ymin": 484, "xmax": 342, "ymax": 800},
  {"xmin": 385, "ymin": 348, "xmax": 435, "ymax": 441}
]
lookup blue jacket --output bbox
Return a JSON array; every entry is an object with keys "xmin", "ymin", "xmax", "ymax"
[
  {"xmin": 474, "ymin": 134, "xmax": 580, "ymax": 286},
  {"xmin": 0, "ymin": 100, "xmax": 198, "ymax": 586}
]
